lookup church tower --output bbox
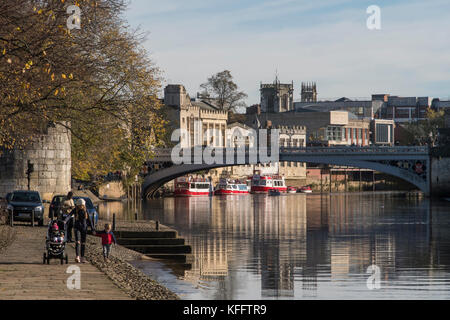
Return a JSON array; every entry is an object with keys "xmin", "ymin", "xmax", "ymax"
[
  {"xmin": 260, "ymin": 77, "xmax": 294, "ymax": 113},
  {"xmin": 301, "ymin": 82, "xmax": 317, "ymax": 102}
]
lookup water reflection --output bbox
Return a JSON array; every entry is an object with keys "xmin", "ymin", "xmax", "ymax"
[{"xmin": 99, "ymin": 193, "xmax": 450, "ymax": 299}]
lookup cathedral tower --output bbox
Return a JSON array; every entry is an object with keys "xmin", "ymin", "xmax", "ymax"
[{"xmin": 301, "ymin": 82, "xmax": 317, "ymax": 102}]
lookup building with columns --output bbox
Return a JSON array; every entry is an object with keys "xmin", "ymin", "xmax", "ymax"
[
  {"xmin": 162, "ymin": 84, "xmax": 308, "ymax": 185},
  {"xmin": 164, "ymin": 84, "xmax": 228, "ymax": 148}
]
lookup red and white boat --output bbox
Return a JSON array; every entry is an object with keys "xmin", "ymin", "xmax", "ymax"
[
  {"xmin": 174, "ymin": 176, "xmax": 212, "ymax": 197},
  {"xmin": 287, "ymin": 186, "xmax": 297, "ymax": 194},
  {"xmin": 299, "ymin": 186, "xmax": 313, "ymax": 193},
  {"xmin": 250, "ymin": 172, "xmax": 287, "ymax": 194},
  {"xmin": 214, "ymin": 179, "xmax": 249, "ymax": 195}
]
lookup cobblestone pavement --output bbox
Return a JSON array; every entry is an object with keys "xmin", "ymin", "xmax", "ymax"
[{"xmin": 0, "ymin": 225, "xmax": 131, "ymax": 300}]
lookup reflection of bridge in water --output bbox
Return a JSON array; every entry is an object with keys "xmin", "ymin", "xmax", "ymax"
[
  {"xmin": 143, "ymin": 146, "xmax": 430, "ymax": 198},
  {"xmin": 140, "ymin": 193, "xmax": 442, "ymax": 299}
]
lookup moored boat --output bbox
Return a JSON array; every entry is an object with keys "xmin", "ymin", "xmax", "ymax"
[
  {"xmin": 214, "ymin": 179, "xmax": 249, "ymax": 195},
  {"xmin": 287, "ymin": 186, "xmax": 297, "ymax": 194},
  {"xmin": 299, "ymin": 185, "xmax": 313, "ymax": 193},
  {"xmin": 250, "ymin": 172, "xmax": 287, "ymax": 194},
  {"xmin": 174, "ymin": 176, "xmax": 212, "ymax": 197}
]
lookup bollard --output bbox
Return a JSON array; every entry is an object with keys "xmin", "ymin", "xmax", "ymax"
[
  {"xmin": 10, "ymin": 210, "xmax": 14, "ymax": 227},
  {"xmin": 112, "ymin": 213, "xmax": 116, "ymax": 231},
  {"xmin": 155, "ymin": 220, "xmax": 160, "ymax": 231},
  {"xmin": 31, "ymin": 210, "xmax": 34, "ymax": 227}
]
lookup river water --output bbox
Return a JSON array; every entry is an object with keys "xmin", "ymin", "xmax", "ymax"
[{"xmin": 98, "ymin": 192, "xmax": 450, "ymax": 300}]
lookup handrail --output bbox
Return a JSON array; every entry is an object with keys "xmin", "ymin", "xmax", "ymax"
[{"xmin": 150, "ymin": 146, "xmax": 429, "ymax": 160}]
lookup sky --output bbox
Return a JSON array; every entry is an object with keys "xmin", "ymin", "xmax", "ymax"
[{"xmin": 124, "ymin": 0, "xmax": 450, "ymax": 105}]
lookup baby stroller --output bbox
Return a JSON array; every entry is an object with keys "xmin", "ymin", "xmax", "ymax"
[{"xmin": 43, "ymin": 219, "xmax": 69, "ymax": 264}]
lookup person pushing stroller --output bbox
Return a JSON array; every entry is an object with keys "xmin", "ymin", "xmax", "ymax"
[{"xmin": 65, "ymin": 198, "xmax": 95, "ymax": 263}]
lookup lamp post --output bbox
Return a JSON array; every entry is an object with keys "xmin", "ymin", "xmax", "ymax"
[{"xmin": 26, "ymin": 160, "xmax": 34, "ymax": 191}]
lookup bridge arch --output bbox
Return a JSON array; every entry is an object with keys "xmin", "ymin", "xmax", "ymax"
[{"xmin": 142, "ymin": 147, "xmax": 430, "ymax": 198}]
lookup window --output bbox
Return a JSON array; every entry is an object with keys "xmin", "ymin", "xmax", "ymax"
[
  {"xmin": 176, "ymin": 183, "xmax": 189, "ymax": 189},
  {"xmin": 12, "ymin": 192, "xmax": 40, "ymax": 203},
  {"xmin": 326, "ymin": 126, "xmax": 343, "ymax": 141}
]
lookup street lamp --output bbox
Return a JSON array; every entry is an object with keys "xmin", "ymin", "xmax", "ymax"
[{"xmin": 26, "ymin": 160, "xmax": 34, "ymax": 190}]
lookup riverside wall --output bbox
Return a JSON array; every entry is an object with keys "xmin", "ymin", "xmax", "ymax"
[{"xmin": 0, "ymin": 122, "xmax": 71, "ymax": 200}]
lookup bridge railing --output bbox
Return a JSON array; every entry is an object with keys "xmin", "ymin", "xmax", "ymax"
[
  {"xmin": 148, "ymin": 146, "xmax": 429, "ymax": 162},
  {"xmin": 279, "ymin": 146, "xmax": 429, "ymax": 154}
]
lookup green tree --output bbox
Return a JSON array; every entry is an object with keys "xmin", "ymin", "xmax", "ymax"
[{"xmin": 404, "ymin": 109, "xmax": 445, "ymax": 146}]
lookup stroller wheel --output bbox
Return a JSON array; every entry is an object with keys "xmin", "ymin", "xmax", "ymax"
[{"xmin": 43, "ymin": 253, "xmax": 47, "ymax": 265}]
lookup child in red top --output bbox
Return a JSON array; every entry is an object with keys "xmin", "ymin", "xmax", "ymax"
[{"xmin": 95, "ymin": 223, "xmax": 117, "ymax": 261}]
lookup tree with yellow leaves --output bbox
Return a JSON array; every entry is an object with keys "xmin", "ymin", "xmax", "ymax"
[{"xmin": 0, "ymin": 0, "xmax": 166, "ymax": 183}]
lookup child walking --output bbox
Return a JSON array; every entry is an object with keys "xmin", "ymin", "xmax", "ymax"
[{"xmin": 95, "ymin": 223, "xmax": 117, "ymax": 261}]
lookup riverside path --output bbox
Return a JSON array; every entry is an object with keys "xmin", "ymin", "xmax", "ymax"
[{"xmin": 0, "ymin": 226, "xmax": 131, "ymax": 300}]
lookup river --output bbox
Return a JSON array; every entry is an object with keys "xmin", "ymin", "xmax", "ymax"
[{"xmin": 98, "ymin": 192, "xmax": 450, "ymax": 300}]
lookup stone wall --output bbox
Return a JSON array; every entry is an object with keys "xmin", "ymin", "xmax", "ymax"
[
  {"xmin": 0, "ymin": 122, "xmax": 71, "ymax": 200},
  {"xmin": 431, "ymin": 156, "xmax": 450, "ymax": 197}
]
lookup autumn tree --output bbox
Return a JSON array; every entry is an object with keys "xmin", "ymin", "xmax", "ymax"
[
  {"xmin": 0, "ymin": 0, "xmax": 165, "ymax": 183},
  {"xmin": 199, "ymin": 70, "xmax": 247, "ymax": 112}
]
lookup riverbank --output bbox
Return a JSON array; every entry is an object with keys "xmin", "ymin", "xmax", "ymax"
[
  {"xmin": 0, "ymin": 223, "xmax": 178, "ymax": 300},
  {"xmin": 86, "ymin": 236, "xmax": 179, "ymax": 300},
  {"xmin": 84, "ymin": 220, "xmax": 179, "ymax": 299}
]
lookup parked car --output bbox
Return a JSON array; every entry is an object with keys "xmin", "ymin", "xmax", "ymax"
[
  {"xmin": 49, "ymin": 194, "xmax": 67, "ymax": 219},
  {"xmin": 7, "ymin": 190, "xmax": 45, "ymax": 226},
  {"xmin": 72, "ymin": 196, "xmax": 99, "ymax": 228}
]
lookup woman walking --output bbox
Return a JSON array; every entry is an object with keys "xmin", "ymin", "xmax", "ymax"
[
  {"xmin": 62, "ymin": 191, "xmax": 75, "ymax": 242},
  {"xmin": 66, "ymin": 198, "xmax": 95, "ymax": 263}
]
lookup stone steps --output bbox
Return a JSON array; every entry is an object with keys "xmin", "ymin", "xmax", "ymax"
[
  {"xmin": 145, "ymin": 253, "xmax": 194, "ymax": 263},
  {"xmin": 115, "ymin": 229, "xmax": 192, "ymax": 263},
  {"xmin": 116, "ymin": 231, "xmax": 178, "ymax": 238},
  {"xmin": 117, "ymin": 238, "xmax": 185, "ymax": 246},
  {"xmin": 125, "ymin": 244, "xmax": 192, "ymax": 254}
]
